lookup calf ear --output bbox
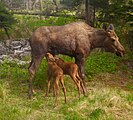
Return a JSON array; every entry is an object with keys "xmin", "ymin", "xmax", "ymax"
[{"xmin": 108, "ymin": 24, "xmax": 114, "ymax": 31}]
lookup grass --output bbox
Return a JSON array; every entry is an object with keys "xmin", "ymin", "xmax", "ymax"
[
  {"xmin": 85, "ymin": 52, "xmax": 119, "ymax": 79},
  {"xmin": 0, "ymin": 52, "xmax": 133, "ymax": 120},
  {"xmin": 0, "ymin": 15, "xmax": 132, "ymax": 119}
]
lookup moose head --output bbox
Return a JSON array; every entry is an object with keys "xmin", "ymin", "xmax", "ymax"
[{"xmin": 102, "ymin": 24, "xmax": 125, "ymax": 57}]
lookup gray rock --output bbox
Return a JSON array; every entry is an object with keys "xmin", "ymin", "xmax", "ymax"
[
  {"xmin": 0, "ymin": 38, "xmax": 31, "ymax": 65},
  {"xmin": 0, "ymin": 42, "xmax": 7, "ymax": 55}
]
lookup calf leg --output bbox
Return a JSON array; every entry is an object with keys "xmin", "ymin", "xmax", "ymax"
[
  {"xmin": 28, "ymin": 56, "xmax": 43, "ymax": 99},
  {"xmin": 45, "ymin": 76, "xmax": 51, "ymax": 97},
  {"xmin": 70, "ymin": 75, "xmax": 81, "ymax": 99},
  {"xmin": 54, "ymin": 78, "xmax": 59, "ymax": 106},
  {"xmin": 60, "ymin": 76, "xmax": 67, "ymax": 103},
  {"xmin": 76, "ymin": 73, "xmax": 86, "ymax": 96}
]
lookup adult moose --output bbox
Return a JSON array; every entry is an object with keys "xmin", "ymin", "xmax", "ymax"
[{"xmin": 28, "ymin": 22, "xmax": 125, "ymax": 99}]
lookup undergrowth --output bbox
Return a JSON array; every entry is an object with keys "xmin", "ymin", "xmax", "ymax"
[
  {"xmin": 0, "ymin": 15, "xmax": 77, "ymax": 39},
  {"xmin": 85, "ymin": 52, "xmax": 119, "ymax": 79},
  {"xmin": 0, "ymin": 52, "xmax": 133, "ymax": 120}
]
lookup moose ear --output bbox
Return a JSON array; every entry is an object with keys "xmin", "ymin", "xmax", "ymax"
[
  {"xmin": 108, "ymin": 24, "xmax": 114, "ymax": 31},
  {"xmin": 102, "ymin": 23, "xmax": 107, "ymax": 31}
]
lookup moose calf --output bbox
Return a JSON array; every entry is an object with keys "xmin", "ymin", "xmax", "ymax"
[
  {"xmin": 54, "ymin": 56, "xmax": 86, "ymax": 97},
  {"xmin": 45, "ymin": 53, "xmax": 67, "ymax": 105}
]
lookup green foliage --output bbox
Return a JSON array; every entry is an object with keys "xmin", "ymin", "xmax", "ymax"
[
  {"xmin": 89, "ymin": 108, "xmax": 105, "ymax": 120},
  {"xmin": 0, "ymin": 4, "xmax": 16, "ymax": 38},
  {"xmin": 125, "ymin": 93, "xmax": 133, "ymax": 102},
  {"xmin": 27, "ymin": 16, "xmax": 76, "ymax": 30},
  {"xmin": 98, "ymin": 0, "xmax": 133, "ymax": 25},
  {"xmin": 10, "ymin": 15, "xmax": 76, "ymax": 38},
  {"xmin": 0, "ymin": 81, "xmax": 9, "ymax": 100},
  {"xmin": 0, "ymin": 4, "xmax": 15, "ymax": 28},
  {"xmin": 85, "ymin": 52, "xmax": 119, "ymax": 79},
  {"xmin": 126, "ymin": 30, "xmax": 133, "ymax": 50},
  {"xmin": 90, "ymin": 0, "xmax": 109, "ymax": 9},
  {"xmin": 125, "ymin": 82, "xmax": 133, "ymax": 90}
]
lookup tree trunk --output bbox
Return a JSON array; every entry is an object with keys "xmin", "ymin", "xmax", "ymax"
[
  {"xmin": 28, "ymin": 0, "xmax": 32, "ymax": 10},
  {"xmin": 85, "ymin": 0, "xmax": 89, "ymax": 25},
  {"xmin": 26, "ymin": 0, "xmax": 29, "ymax": 11},
  {"xmin": 53, "ymin": 0, "xmax": 59, "ymax": 12},
  {"xmin": 93, "ymin": 2, "xmax": 96, "ymax": 27},
  {"xmin": 39, "ymin": 0, "xmax": 43, "ymax": 20},
  {"xmin": 85, "ymin": 0, "xmax": 93, "ymax": 26},
  {"xmin": 32, "ymin": 0, "xmax": 39, "ymax": 10}
]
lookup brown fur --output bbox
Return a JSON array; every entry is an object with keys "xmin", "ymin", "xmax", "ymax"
[
  {"xmin": 54, "ymin": 57, "xmax": 86, "ymax": 97},
  {"xmin": 45, "ymin": 53, "xmax": 66, "ymax": 105},
  {"xmin": 28, "ymin": 22, "xmax": 125, "ymax": 99}
]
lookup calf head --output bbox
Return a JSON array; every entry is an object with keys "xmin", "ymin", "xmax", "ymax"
[
  {"xmin": 102, "ymin": 24, "xmax": 125, "ymax": 57},
  {"xmin": 46, "ymin": 53, "xmax": 55, "ymax": 62},
  {"xmin": 54, "ymin": 57, "xmax": 64, "ymax": 62}
]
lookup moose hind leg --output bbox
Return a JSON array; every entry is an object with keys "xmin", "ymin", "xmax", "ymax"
[{"xmin": 28, "ymin": 56, "xmax": 43, "ymax": 99}]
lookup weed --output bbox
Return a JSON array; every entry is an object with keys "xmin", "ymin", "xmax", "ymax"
[
  {"xmin": 125, "ymin": 82, "xmax": 133, "ymax": 90},
  {"xmin": 89, "ymin": 108, "xmax": 105, "ymax": 120},
  {"xmin": 0, "ymin": 81, "xmax": 9, "ymax": 100}
]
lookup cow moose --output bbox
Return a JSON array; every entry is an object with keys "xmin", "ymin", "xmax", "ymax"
[{"xmin": 28, "ymin": 22, "xmax": 125, "ymax": 99}]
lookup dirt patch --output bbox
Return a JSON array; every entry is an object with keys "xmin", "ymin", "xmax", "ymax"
[
  {"xmin": 123, "ymin": 60, "xmax": 133, "ymax": 70},
  {"xmin": 93, "ymin": 71, "xmax": 133, "ymax": 91}
]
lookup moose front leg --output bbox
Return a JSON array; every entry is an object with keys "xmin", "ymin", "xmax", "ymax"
[
  {"xmin": 28, "ymin": 56, "xmax": 43, "ymax": 99},
  {"xmin": 75, "ymin": 57, "xmax": 86, "ymax": 86}
]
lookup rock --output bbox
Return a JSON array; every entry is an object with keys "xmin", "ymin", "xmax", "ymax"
[
  {"xmin": 0, "ymin": 42, "xmax": 7, "ymax": 55},
  {"xmin": 0, "ymin": 38, "xmax": 31, "ymax": 65}
]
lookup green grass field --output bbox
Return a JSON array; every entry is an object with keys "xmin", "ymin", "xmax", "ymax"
[
  {"xmin": 0, "ymin": 52, "xmax": 133, "ymax": 120},
  {"xmin": 0, "ymin": 15, "xmax": 132, "ymax": 120}
]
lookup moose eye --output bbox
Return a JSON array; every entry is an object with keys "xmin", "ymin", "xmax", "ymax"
[{"xmin": 111, "ymin": 39, "xmax": 115, "ymax": 42}]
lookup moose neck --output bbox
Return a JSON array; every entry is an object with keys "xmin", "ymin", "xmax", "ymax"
[{"xmin": 90, "ymin": 30, "xmax": 107, "ymax": 49}]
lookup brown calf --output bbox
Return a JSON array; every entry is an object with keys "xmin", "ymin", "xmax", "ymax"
[
  {"xmin": 45, "ymin": 53, "xmax": 66, "ymax": 105},
  {"xmin": 54, "ymin": 56, "xmax": 86, "ymax": 97}
]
